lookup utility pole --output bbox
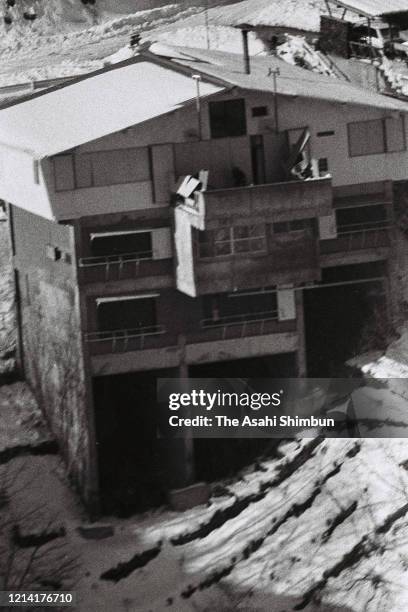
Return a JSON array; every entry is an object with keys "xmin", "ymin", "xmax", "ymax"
[
  {"xmin": 205, "ymin": 0, "xmax": 210, "ymax": 50},
  {"xmin": 268, "ymin": 67, "xmax": 281, "ymax": 132},
  {"xmin": 192, "ymin": 74, "xmax": 202, "ymax": 140}
]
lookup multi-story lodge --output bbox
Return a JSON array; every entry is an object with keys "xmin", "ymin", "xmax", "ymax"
[{"xmin": 0, "ymin": 45, "xmax": 407, "ymax": 513}]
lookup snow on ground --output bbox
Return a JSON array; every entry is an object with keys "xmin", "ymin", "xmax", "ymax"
[
  {"xmin": 200, "ymin": 0, "xmax": 324, "ymax": 32},
  {"xmin": 0, "ymin": 0, "xmax": 328, "ymax": 86},
  {"xmin": 0, "ymin": 382, "xmax": 51, "ymax": 452},
  {"xmin": 2, "ymin": 433, "xmax": 408, "ymax": 611}
]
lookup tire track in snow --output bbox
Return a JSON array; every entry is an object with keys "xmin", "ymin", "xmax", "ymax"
[
  {"xmin": 179, "ymin": 458, "xmax": 343, "ymax": 600},
  {"xmin": 171, "ymin": 438, "xmax": 324, "ymax": 547},
  {"xmin": 294, "ymin": 502, "xmax": 408, "ymax": 609}
]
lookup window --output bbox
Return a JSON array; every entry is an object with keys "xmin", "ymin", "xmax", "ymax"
[
  {"xmin": 272, "ymin": 218, "xmax": 316, "ymax": 235},
  {"xmin": 348, "ymin": 117, "xmax": 406, "ymax": 157},
  {"xmin": 209, "ymin": 99, "xmax": 247, "ymax": 139},
  {"xmin": 348, "ymin": 119, "xmax": 385, "ymax": 157},
  {"xmin": 54, "ymin": 155, "xmax": 75, "ymax": 191},
  {"xmin": 203, "ymin": 290, "xmax": 277, "ymax": 324},
  {"xmin": 317, "ymin": 130, "xmax": 335, "ymax": 137},
  {"xmin": 233, "ymin": 225, "xmax": 266, "ymax": 253},
  {"xmin": 252, "ymin": 106, "xmax": 268, "ymax": 117},
  {"xmin": 336, "ymin": 204, "xmax": 388, "ymax": 233},
  {"xmin": 385, "ymin": 116, "xmax": 406, "ymax": 152},
  {"xmin": 318, "ymin": 158, "xmax": 329, "ymax": 176},
  {"xmin": 91, "ymin": 148, "xmax": 150, "ymax": 186},
  {"xmin": 198, "ymin": 224, "xmax": 266, "ymax": 258},
  {"xmin": 96, "ymin": 295, "xmax": 157, "ymax": 332},
  {"xmin": 46, "ymin": 245, "xmax": 62, "ymax": 261},
  {"xmin": 90, "ymin": 230, "xmax": 152, "ymax": 259},
  {"xmin": 53, "ymin": 147, "xmax": 150, "ymax": 191}
]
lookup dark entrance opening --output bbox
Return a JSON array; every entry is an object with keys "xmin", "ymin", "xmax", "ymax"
[
  {"xmin": 93, "ymin": 368, "xmax": 174, "ymax": 517},
  {"xmin": 303, "ymin": 262, "xmax": 387, "ymax": 377},
  {"xmin": 189, "ymin": 354, "xmax": 296, "ymax": 482}
]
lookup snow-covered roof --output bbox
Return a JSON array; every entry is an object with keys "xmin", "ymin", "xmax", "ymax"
[
  {"xmin": 327, "ymin": 0, "xmax": 408, "ymax": 18},
  {"xmin": 164, "ymin": 46, "xmax": 408, "ymax": 113},
  {"xmin": 0, "ymin": 56, "xmax": 225, "ymax": 158},
  {"xmin": 2, "ymin": 46, "xmax": 408, "ymax": 159},
  {"xmin": 207, "ymin": 0, "xmax": 324, "ymax": 33}
]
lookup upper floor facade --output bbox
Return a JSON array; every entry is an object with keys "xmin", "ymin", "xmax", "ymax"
[{"xmin": 0, "ymin": 50, "xmax": 408, "ymax": 224}]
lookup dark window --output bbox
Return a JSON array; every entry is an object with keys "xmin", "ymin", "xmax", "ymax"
[
  {"xmin": 336, "ymin": 204, "xmax": 388, "ymax": 232},
  {"xmin": 204, "ymin": 290, "xmax": 277, "ymax": 323},
  {"xmin": 97, "ymin": 296, "xmax": 157, "ymax": 332},
  {"xmin": 45, "ymin": 245, "xmax": 62, "ymax": 261},
  {"xmin": 317, "ymin": 130, "xmax": 335, "ymax": 137},
  {"xmin": 91, "ymin": 231, "xmax": 152, "ymax": 258},
  {"xmin": 273, "ymin": 218, "xmax": 316, "ymax": 235},
  {"xmin": 209, "ymin": 99, "xmax": 247, "ymax": 139},
  {"xmin": 318, "ymin": 158, "xmax": 329, "ymax": 175},
  {"xmin": 252, "ymin": 106, "xmax": 268, "ymax": 117},
  {"xmin": 251, "ymin": 135, "xmax": 266, "ymax": 185}
]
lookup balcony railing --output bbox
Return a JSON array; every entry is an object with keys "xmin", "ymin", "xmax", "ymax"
[
  {"xmin": 189, "ymin": 311, "xmax": 296, "ymax": 343},
  {"xmin": 320, "ymin": 223, "xmax": 391, "ymax": 254},
  {"xmin": 204, "ymin": 177, "xmax": 333, "ymax": 220},
  {"xmin": 85, "ymin": 324, "xmax": 168, "ymax": 354},
  {"xmin": 349, "ymin": 41, "xmax": 382, "ymax": 60},
  {"xmin": 78, "ymin": 251, "xmax": 172, "ymax": 283}
]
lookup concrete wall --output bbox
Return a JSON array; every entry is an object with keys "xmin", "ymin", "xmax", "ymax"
[
  {"xmin": 72, "ymin": 89, "xmax": 408, "ymax": 194},
  {"xmin": 0, "ymin": 147, "xmax": 53, "ymax": 219},
  {"xmin": 10, "ymin": 204, "xmax": 97, "ymax": 507}
]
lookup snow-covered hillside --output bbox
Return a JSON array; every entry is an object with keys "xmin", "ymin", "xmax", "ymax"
[{"xmin": 0, "ymin": 1, "xmax": 241, "ymax": 85}]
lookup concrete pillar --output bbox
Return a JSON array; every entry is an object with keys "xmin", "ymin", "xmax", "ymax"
[
  {"xmin": 295, "ymin": 290, "xmax": 308, "ymax": 377},
  {"xmin": 163, "ymin": 338, "xmax": 195, "ymax": 490}
]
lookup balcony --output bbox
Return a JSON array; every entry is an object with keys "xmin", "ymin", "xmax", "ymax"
[
  {"xmin": 86, "ymin": 311, "xmax": 298, "ymax": 375},
  {"xmin": 204, "ymin": 178, "xmax": 333, "ymax": 224},
  {"xmin": 85, "ymin": 324, "xmax": 171, "ymax": 355},
  {"xmin": 189, "ymin": 312, "xmax": 297, "ymax": 343},
  {"xmin": 174, "ymin": 176, "xmax": 331, "ymax": 296},
  {"xmin": 320, "ymin": 222, "xmax": 392, "ymax": 259},
  {"xmin": 78, "ymin": 252, "xmax": 173, "ymax": 285}
]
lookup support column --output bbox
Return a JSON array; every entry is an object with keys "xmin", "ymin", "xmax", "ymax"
[
  {"xmin": 295, "ymin": 290, "xmax": 308, "ymax": 377},
  {"xmin": 163, "ymin": 336, "xmax": 195, "ymax": 490}
]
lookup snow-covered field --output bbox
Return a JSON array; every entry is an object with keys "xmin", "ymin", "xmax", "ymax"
[
  {"xmin": 2, "ymin": 434, "xmax": 408, "ymax": 612},
  {"xmin": 0, "ymin": 0, "xmax": 330, "ymax": 86}
]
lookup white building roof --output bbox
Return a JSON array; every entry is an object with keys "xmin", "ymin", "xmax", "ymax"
[
  {"xmin": 0, "ymin": 57, "xmax": 224, "ymax": 158},
  {"xmin": 163, "ymin": 46, "xmax": 408, "ymax": 113},
  {"xmin": 327, "ymin": 0, "xmax": 408, "ymax": 18},
  {"xmin": 2, "ymin": 46, "xmax": 408, "ymax": 161},
  {"xmin": 208, "ymin": 0, "xmax": 323, "ymax": 33}
]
